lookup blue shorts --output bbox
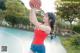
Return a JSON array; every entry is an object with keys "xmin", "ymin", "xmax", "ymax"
[{"xmin": 31, "ymin": 44, "xmax": 45, "ymax": 53}]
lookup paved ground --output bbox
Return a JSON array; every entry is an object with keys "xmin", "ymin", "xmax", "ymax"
[{"xmin": 0, "ymin": 27, "xmax": 67, "ymax": 53}]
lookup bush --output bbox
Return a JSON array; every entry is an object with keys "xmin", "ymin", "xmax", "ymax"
[
  {"xmin": 62, "ymin": 34, "xmax": 80, "ymax": 49},
  {"xmin": 73, "ymin": 24, "xmax": 80, "ymax": 33},
  {"xmin": 5, "ymin": 15, "xmax": 19, "ymax": 26},
  {"xmin": 5, "ymin": 15, "xmax": 30, "ymax": 26}
]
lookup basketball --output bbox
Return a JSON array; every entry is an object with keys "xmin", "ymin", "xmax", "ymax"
[{"xmin": 29, "ymin": 0, "xmax": 41, "ymax": 9}]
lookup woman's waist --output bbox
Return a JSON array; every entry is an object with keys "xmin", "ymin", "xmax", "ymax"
[{"xmin": 32, "ymin": 39, "xmax": 44, "ymax": 44}]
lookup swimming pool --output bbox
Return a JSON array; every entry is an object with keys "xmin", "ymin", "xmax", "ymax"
[{"xmin": 0, "ymin": 27, "xmax": 67, "ymax": 53}]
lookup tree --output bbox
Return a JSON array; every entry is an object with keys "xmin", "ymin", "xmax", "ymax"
[
  {"xmin": 4, "ymin": 0, "xmax": 29, "ymax": 27},
  {"xmin": 5, "ymin": 15, "xmax": 18, "ymax": 27},
  {"xmin": 5, "ymin": 0, "xmax": 27, "ymax": 17},
  {"xmin": 56, "ymin": 0, "xmax": 80, "ymax": 30},
  {"xmin": 0, "ymin": 0, "xmax": 7, "ymax": 24},
  {"xmin": 0, "ymin": 9, "xmax": 6, "ymax": 24},
  {"xmin": 0, "ymin": 0, "xmax": 6, "ymax": 10}
]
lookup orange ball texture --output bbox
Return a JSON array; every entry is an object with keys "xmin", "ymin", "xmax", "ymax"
[{"xmin": 29, "ymin": 0, "xmax": 41, "ymax": 9}]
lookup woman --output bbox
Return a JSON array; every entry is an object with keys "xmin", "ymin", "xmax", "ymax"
[{"xmin": 29, "ymin": 1, "xmax": 55, "ymax": 53}]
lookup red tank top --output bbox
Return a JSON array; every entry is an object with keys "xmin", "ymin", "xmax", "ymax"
[{"xmin": 32, "ymin": 29, "xmax": 48, "ymax": 44}]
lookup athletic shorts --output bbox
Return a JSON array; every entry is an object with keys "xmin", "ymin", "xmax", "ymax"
[{"xmin": 31, "ymin": 44, "xmax": 45, "ymax": 53}]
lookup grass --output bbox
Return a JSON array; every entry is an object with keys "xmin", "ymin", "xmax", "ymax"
[{"xmin": 59, "ymin": 34, "xmax": 80, "ymax": 53}]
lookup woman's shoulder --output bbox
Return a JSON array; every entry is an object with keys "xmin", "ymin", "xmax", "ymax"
[{"xmin": 34, "ymin": 22, "xmax": 42, "ymax": 29}]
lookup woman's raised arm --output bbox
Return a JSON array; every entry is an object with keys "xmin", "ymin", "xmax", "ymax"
[{"xmin": 29, "ymin": 8, "xmax": 40, "ymax": 27}]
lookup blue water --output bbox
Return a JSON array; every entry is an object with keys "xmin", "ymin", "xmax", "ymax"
[{"xmin": 0, "ymin": 27, "xmax": 67, "ymax": 53}]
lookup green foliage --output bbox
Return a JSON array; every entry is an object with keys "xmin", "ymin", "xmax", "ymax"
[
  {"xmin": 61, "ymin": 0, "xmax": 80, "ymax": 2},
  {"xmin": 3, "ymin": 0, "xmax": 30, "ymax": 27},
  {"xmin": 69, "ymin": 35, "xmax": 80, "ymax": 48},
  {"xmin": 62, "ymin": 35, "xmax": 80, "ymax": 49},
  {"xmin": 36, "ymin": 10, "xmax": 44, "ymax": 22},
  {"xmin": 60, "ymin": 34, "xmax": 80, "ymax": 53},
  {"xmin": 56, "ymin": 0, "xmax": 80, "ymax": 31},
  {"xmin": 73, "ymin": 24, "xmax": 80, "ymax": 33},
  {"xmin": 5, "ymin": 15, "xmax": 18, "ymax": 26},
  {"xmin": 36, "ymin": 10, "xmax": 44, "ymax": 16},
  {"xmin": 56, "ymin": 2, "xmax": 80, "ymax": 22},
  {"xmin": 5, "ymin": 0, "xmax": 27, "ymax": 17},
  {"xmin": 56, "ymin": 0, "xmax": 80, "ymax": 52},
  {"xmin": 0, "ymin": 10, "xmax": 6, "ymax": 19},
  {"xmin": 21, "ymin": 18, "xmax": 30, "ymax": 25},
  {"xmin": 37, "ymin": 17, "xmax": 43, "ymax": 22},
  {"xmin": 5, "ymin": 15, "xmax": 30, "ymax": 27},
  {"xmin": 0, "ymin": 0, "xmax": 6, "ymax": 10}
]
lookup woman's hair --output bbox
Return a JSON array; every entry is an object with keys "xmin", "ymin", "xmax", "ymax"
[{"xmin": 47, "ymin": 12, "xmax": 55, "ymax": 35}]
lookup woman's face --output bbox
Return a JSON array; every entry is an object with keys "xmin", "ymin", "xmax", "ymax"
[{"xmin": 43, "ymin": 13, "xmax": 49, "ymax": 23}]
